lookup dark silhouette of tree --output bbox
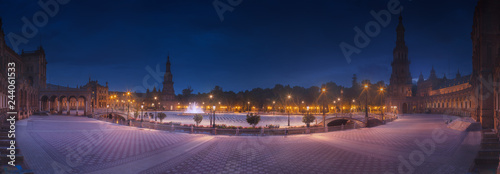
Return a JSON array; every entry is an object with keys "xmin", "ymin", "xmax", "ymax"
[
  {"xmin": 302, "ymin": 113, "xmax": 316, "ymax": 127},
  {"xmin": 193, "ymin": 114, "xmax": 203, "ymax": 126},
  {"xmin": 246, "ymin": 113, "xmax": 261, "ymax": 128},
  {"xmin": 157, "ymin": 113, "xmax": 167, "ymax": 123}
]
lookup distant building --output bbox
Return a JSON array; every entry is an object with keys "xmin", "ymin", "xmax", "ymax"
[
  {"xmin": 82, "ymin": 78, "xmax": 109, "ymax": 108},
  {"xmin": 387, "ymin": 0, "xmax": 500, "ymax": 131},
  {"xmin": 143, "ymin": 55, "xmax": 178, "ymax": 110},
  {"xmin": 386, "ymin": 13, "xmax": 476, "ymax": 116}
]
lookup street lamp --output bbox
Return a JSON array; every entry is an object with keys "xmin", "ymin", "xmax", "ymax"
[
  {"xmin": 209, "ymin": 95, "xmax": 213, "ymax": 126},
  {"xmin": 247, "ymin": 101, "xmax": 250, "ymax": 113},
  {"xmin": 380, "ymin": 87, "xmax": 385, "ymax": 120},
  {"xmin": 212, "ymin": 105, "xmax": 216, "ymax": 128},
  {"xmin": 126, "ymin": 92, "xmax": 131, "ymax": 118},
  {"xmin": 287, "ymin": 95, "xmax": 291, "ymax": 126},
  {"xmin": 321, "ymin": 87, "xmax": 326, "ymax": 128},
  {"xmin": 154, "ymin": 97, "xmax": 157, "ymax": 122},
  {"xmin": 106, "ymin": 104, "xmax": 109, "ymax": 115},
  {"xmin": 364, "ymin": 84, "xmax": 369, "ymax": 123},
  {"xmin": 337, "ymin": 97, "xmax": 341, "ymax": 114},
  {"xmin": 272, "ymin": 101, "xmax": 276, "ymax": 115},
  {"xmin": 141, "ymin": 104, "xmax": 144, "ymax": 122}
]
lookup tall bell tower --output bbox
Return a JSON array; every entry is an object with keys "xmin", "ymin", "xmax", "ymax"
[
  {"xmin": 162, "ymin": 54, "xmax": 175, "ymax": 101},
  {"xmin": 388, "ymin": 14, "xmax": 413, "ymax": 97}
]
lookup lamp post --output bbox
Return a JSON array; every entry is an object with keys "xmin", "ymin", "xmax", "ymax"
[
  {"xmin": 154, "ymin": 97, "xmax": 157, "ymax": 122},
  {"xmin": 337, "ymin": 97, "xmax": 341, "ymax": 115},
  {"xmin": 272, "ymin": 101, "xmax": 276, "ymax": 115},
  {"xmin": 212, "ymin": 105, "xmax": 216, "ymax": 128},
  {"xmin": 380, "ymin": 87, "xmax": 385, "ymax": 121},
  {"xmin": 141, "ymin": 104, "xmax": 144, "ymax": 122},
  {"xmin": 321, "ymin": 87, "xmax": 326, "ymax": 128},
  {"xmin": 287, "ymin": 95, "xmax": 291, "ymax": 126},
  {"xmin": 333, "ymin": 100, "xmax": 337, "ymax": 117},
  {"xmin": 106, "ymin": 104, "xmax": 109, "ymax": 115},
  {"xmin": 209, "ymin": 95, "xmax": 213, "ymax": 126},
  {"xmin": 364, "ymin": 85, "xmax": 369, "ymax": 124}
]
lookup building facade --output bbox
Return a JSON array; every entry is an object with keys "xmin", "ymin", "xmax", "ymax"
[
  {"xmin": 39, "ymin": 84, "xmax": 92, "ymax": 116},
  {"xmin": 143, "ymin": 55, "xmax": 178, "ymax": 111},
  {"xmin": 386, "ymin": 0, "xmax": 500, "ymax": 131},
  {"xmin": 386, "ymin": 14, "xmax": 476, "ymax": 117},
  {"xmin": 82, "ymin": 78, "xmax": 109, "ymax": 109},
  {"xmin": 0, "ymin": 18, "xmax": 45, "ymax": 120},
  {"xmin": 472, "ymin": 0, "xmax": 500, "ymax": 130}
]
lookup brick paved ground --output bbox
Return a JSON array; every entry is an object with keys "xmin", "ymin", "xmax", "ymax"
[{"xmin": 16, "ymin": 114, "xmax": 480, "ymax": 174}]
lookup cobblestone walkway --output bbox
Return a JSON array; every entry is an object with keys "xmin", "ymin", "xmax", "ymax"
[{"xmin": 16, "ymin": 114, "xmax": 480, "ymax": 174}]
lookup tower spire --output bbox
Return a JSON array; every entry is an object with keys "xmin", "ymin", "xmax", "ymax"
[
  {"xmin": 166, "ymin": 54, "xmax": 171, "ymax": 72},
  {"xmin": 429, "ymin": 66, "xmax": 437, "ymax": 80},
  {"xmin": 418, "ymin": 72, "xmax": 424, "ymax": 83}
]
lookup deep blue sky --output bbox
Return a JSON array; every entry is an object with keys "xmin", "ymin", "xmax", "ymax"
[{"xmin": 1, "ymin": 0, "xmax": 477, "ymax": 94}]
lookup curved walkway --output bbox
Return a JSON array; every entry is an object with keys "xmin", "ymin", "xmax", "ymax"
[{"xmin": 16, "ymin": 114, "xmax": 480, "ymax": 174}]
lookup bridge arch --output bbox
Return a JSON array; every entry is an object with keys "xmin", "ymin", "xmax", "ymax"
[{"xmin": 323, "ymin": 117, "xmax": 366, "ymax": 127}]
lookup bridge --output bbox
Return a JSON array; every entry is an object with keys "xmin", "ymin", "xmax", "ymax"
[
  {"xmin": 319, "ymin": 116, "xmax": 366, "ymax": 127},
  {"xmin": 318, "ymin": 113, "xmax": 396, "ymax": 127}
]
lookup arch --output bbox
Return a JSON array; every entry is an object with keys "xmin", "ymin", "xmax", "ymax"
[
  {"xmin": 40, "ymin": 95, "xmax": 49, "ymax": 112},
  {"xmin": 49, "ymin": 95, "xmax": 58, "ymax": 114},
  {"xmin": 402, "ymin": 103, "xmax": 408, "ymax": 113},
  {"xmin": 327, "ymin": 119, "xmax": 350, "ymax": 126},
  {"xmin": 78, "ymin": 95, "xmax": 88, "ymax": 116},
  {"xmin": 324, "ymin": 117, "xmax": 366, "ymax": 127}
]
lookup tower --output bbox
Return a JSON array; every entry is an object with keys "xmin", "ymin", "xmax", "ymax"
[
  {"xmin": 162, "ymin": 54, "xmax": 175, "ymax": 101},
  {"xmin": 388, "ymin": 14, "xmax": 412, "ymax": 97},
  {"xmin": 471, "ymin": 0, "xmax": 500, "ymax": 129}
]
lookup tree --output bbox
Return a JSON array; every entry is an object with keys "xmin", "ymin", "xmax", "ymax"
[
  {"xmin": 157, "ymin": 113, "xmax": 167, "ymax": 123},
  {"xmin": 193, "ymin": 114, "xmax": 203, "ymax": 126},
  {"xmin": 246, "ymin": 113, "xmax": 261, "ymax": 128},
  {"xmin": 302, "ymin": 113, "xmax": 316, "ymax": 127},
  {"xmin": 181, "ymin": 86, "xmax": 194, "ymax": 104}
]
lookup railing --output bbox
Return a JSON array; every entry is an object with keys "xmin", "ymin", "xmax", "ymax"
[{"xmin": 94, "ymin": 116, "xmax": 369, "ymax": 136}]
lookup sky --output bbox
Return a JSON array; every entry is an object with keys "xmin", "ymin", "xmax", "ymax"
[{"xmin": 0, "ymin": 0, "xmax": 478, "ymax": 94}]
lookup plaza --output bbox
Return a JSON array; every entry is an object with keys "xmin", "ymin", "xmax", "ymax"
[
  {"xmin": 1, "ymin": 0, "xmax": 499, "ymax": 173},
  {"xmin": 17, "ymin": 114, "xmax": 479, "ymax": 174}
]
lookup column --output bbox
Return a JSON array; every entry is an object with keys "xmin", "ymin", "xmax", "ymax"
[
  {"xmin": 39, "ymin": 100, "xmax": 42, "ymax": 112},
  {"xmin": 57, "ymin": 100, "xmax": 60, "ymax": 114},
  {"xmin": 76, "ymin": 99, "xmax": 79, "ymax": 116},
  {"xmin": 48, "ymin": 101, "xmax": 51, "ymax": 113},
  {"xmin": 67, "ymin": 100, "xmax": 70, "ymax": 115},
  {"xmin": 84, "ymin": 100, "xmax": 87, "ymax": 116}
]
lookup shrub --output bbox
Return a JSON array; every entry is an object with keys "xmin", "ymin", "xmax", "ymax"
[
  {"xmin": 193, "ymin": 114, "xmax": 203, "ymax": 126},
  {"xmin": 302, "ymin": 113, "xmax": 316, "ymax": 127},
  {"xmin": 157, "ymin": 113, "xmax": 167, "ymax": 123},
  {"xmin": 246, "ymin": 113, "xmax": 261, "ymax": 128}
]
